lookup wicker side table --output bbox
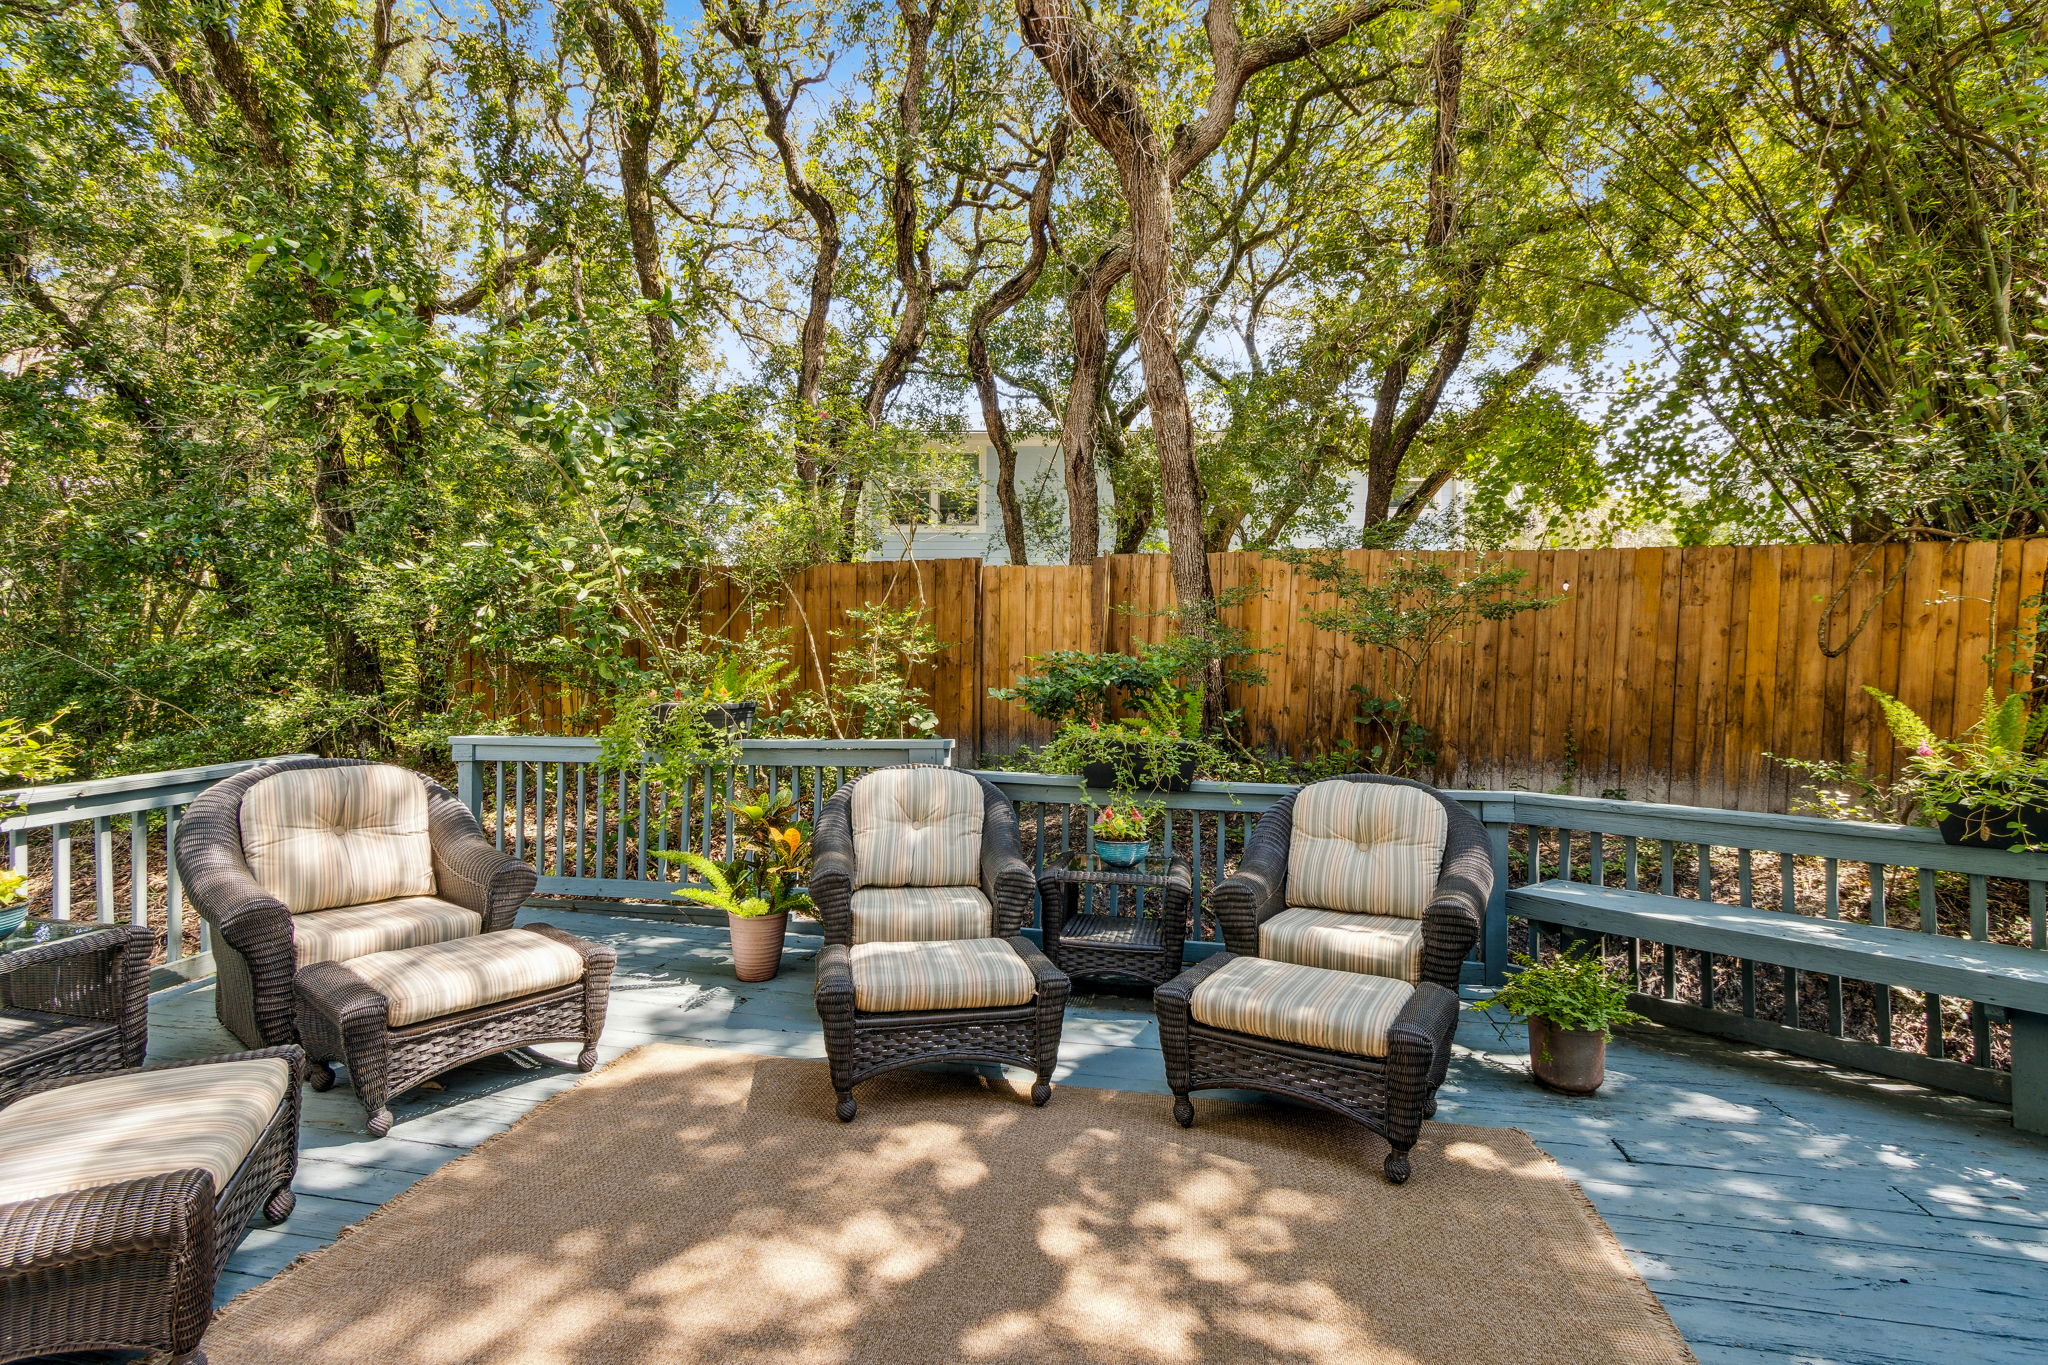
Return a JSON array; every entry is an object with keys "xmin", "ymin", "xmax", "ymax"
[
  {"xmin": 1037, "ymin": 857, "xmax": 1194, "ymax": 989},
  {"xmin": 0, "ymin": 921, "xmax": 151, "ymax": 1102}
]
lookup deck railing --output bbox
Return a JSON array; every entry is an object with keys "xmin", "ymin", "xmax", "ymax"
[
  {"xmin": 0, "ymin": 754, "xmax": 311, "ymax": 978},
  {"xmin": 448, "ymin": 735, "xmax": 955, "ymax": 900},
  {"xmin": 6, "ymin": 738, "xmax": 2040, "ymax": 1110}
]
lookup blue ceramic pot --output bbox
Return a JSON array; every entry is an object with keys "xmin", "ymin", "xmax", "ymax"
[
  {"xmin": 0, "ymin": 902, "xmax": 26, "ymax": 939},
  {"xmin": 1094, "ymin": 839, "xmax": 1151, "ymax": 868}
]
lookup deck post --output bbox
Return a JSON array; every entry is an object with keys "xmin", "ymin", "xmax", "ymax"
[
  {"xmin": 452, "ymin": 739, "xmax": 480, "ymax": 819},
  {"xmin": 2011, "ymin": 1009, "xmax": 2048, "ymax": 1136}
]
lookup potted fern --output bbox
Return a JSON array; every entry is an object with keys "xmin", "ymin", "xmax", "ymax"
[
  {"xmin": 1866, "ymin": 686, "xmax": 2048, "ymax": 849},
  {"xmin": 1472, "ymin": 946, "xmax": 1643, "ymax": 1094},
  {"xmin": 672, "ymin": 853, "xmax": 804, "ymax": 982}
]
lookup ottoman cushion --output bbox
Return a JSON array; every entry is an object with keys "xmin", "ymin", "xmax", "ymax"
[
  {"xmin": 344, "ymin": 928, "xmax": 587, "ymax": 1026},
  {"xmin": 850, "ymin": 938, "xmax": 1035, "ymax": 1013},
  {"xmin": 850, "ymin": 885, "xmax": 994, "ymax": 943},
  {"xmin": 0, "ymin": 1057, "xmax": 292, "ymax": 1204},
  {"xmin": 1190, "ymin": 956, "xmax": 1414, "ymax": 1057},
  {"xmin": 1260, "ymin": 908, "xmax": 1423, "ymax": 982}
]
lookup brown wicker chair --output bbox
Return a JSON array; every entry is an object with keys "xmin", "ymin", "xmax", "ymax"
[
  {"xmin": 0, "ymin": 1045, "xmax": 303, "ymax": 1363},
  {"xmin": 810, "ymin": 766, "xmax": 1068, "ymax": 1120},
  {"xmin": 1155, "ymin": 953, "xmax": 1458, "ymax": 1183},
  {"xmin": 175, "ymin": 757, "xmax": 536, "ymax": 1049},
  {"xmin": 1208, "ymin": 774, "xmax": 1491, "ymax": 991},
  {"xmin": 0, "ymin": 923, "xmax": 152, "ymax": 1101},
  {"xmin": 809, "ymin": 764, "xmax": 1036, "ymax": 946}
]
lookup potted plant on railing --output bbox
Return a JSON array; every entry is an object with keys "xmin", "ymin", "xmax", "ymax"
[
  {"xmin": 1090, "ymin": 803, "xmax": 1153, "ymax": 867},
  {"xmin": 1866, "ymin": 686, "xmax": 2048, "ymax": 849},
  {"xmin": 1041, "ymin": 686, "xmax": 1207, "ymax": 792},
  {"xmin": 1472, "ymin": 945, "xmax": 1644, "ymax": 1095}
]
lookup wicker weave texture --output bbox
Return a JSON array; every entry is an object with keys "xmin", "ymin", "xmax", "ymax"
[
  {"xmin": 0, "ymin": 1045, "xmax": 303, "ymax": 1364},
  {"xmin": 295, "ymin": 923, "xmax": 614, "ymax": 1135},
  {"xmin": 1039, "ymin": 859, "xmax": 1193, "ymax": 988},
  {"xmin": 177, "ymin": 758, "xmax": 537, "ymax": 1049},
  {"xmin": 0, "ymin": 924, "xmax": 152, "ymax": 1101},
  {"xmin": 1208, "ymin": 775, "xmax": 1490, "ymax": 990}
]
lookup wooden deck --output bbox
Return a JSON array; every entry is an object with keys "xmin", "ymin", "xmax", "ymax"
[{"xmin": 146, "ymin": 907, "xmax": 2048, "ymax": 1365}]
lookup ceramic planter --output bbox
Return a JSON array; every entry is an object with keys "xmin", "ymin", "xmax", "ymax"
[
  {"xmin": 728, "ymin": 910, "xmax": 788, "ymax": 982},
  {"xmin": 703, "ymin": 700, "xmax": 759, "ymax": 735},
  {"xmin": 0, "ymin": 902, "xmax": 24, "ymax": 939},
  {"xmin": 1078, "ymin": 748, "xmax": 1199, "ymax": 793},
  {"xmin": 1528, "ymin": 1016, "xmax": 1607, "ymax": 1095},
  {"xmin": 1093, "ymin": 838, "xmax": 1151, "ymax": 868}
]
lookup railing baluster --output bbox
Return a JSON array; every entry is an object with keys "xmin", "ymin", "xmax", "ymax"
[
  {"xmin": 2033, "ymin": 879, "xmax": 2046, "ymax": 950},
  {"xmin": 92, "ymin": 816, "xmax": 114, "ymax": 923},
  {"xmin": 512, "ymin": 763, "xmax": 526, "ymax": 862},
  {"xmin": 1917, "ymin": 866, "xmax": 1943, "ymax": 1057},
  {"xmin": 1659, "ymin": 839, "xmax": 1675, "ymax": 896},
  {"xmin": 553, "ymin": 763, "xmax": 566, "ymax": 878},
  {"xmin": 52, "ymin": 825, "xmax": 72, "ymax": 920},
  {"xmin": 1589, "ymin": 829, "xmax": 1605, "ymax": 886},
  {"xmin": 128, "ymin": 812, "xmax": 149, "ymax": 928},
  {"xmin": 1623, "ymin": 834, "xmax": 1638, "ymax": 891},
  {"xmin": 1969, "ymin": 874, "xmax": 1991, "ymax": 1064},
  {"xmin": 1780, "ymin": 852, "xmax": 1799, "ymax": 1030},
  {"xmin": 492, "ymin": 762, "xmax": 505, "ymax": 848}
]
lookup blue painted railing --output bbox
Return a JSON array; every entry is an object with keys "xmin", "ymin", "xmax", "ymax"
[{"xmin": 449, "ymin": 737, "xmax": 2048, "ymax": 1108}]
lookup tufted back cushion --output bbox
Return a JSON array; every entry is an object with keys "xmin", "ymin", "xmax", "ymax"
[
  {"xmin": 239, "ymin": 765, "xmax": 436, "ymax": 914},
  {"xmin": 851, "ymin": 767, "xmax": 984, "ymax": 889},
  {"xmin": 1284, "ymin": 780, "xmax": 1447, "ymax": 919}
]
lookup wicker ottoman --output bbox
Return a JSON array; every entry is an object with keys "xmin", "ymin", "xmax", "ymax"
[
  {"xmin": 0, "ymin": 1046, "xmax": 302, "ymax": 1365},
  {"xmin": 814, "ymin": 935, "xmax": 1070, "ymax": 1121},
  {"xmin": 295, "ymin": 924, "xmax": 614, "ymax": 1135},
  {"xmin": 1154, "ymin": 953, "xmax": 1459, "ymax": 1183}
]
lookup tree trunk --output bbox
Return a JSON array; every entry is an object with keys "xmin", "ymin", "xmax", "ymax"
[
  {"xmin": 582, "ymin": 4, "xmax": 676, "ymax": 403},
  {"xmin": 1060, "ymin": 245, "xmax": 1126, "ymax": 563}
]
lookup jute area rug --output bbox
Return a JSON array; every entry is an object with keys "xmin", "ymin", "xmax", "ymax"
[{"xmin": 206, "ymin": 1044, "xmax": 1693, "ymax": 1365}]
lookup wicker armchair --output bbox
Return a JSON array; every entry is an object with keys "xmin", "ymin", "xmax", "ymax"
[
  {"xmin": 0, "ymin": 1046, "xmax": 303, "ymax": 1363},
  {"xmin": 810, "ymin": 765, "xmax": 1036, "ymax": 946},
  {"xmin": 1209, "ymin": 774, "xmax": 1491, "ymax": 990},
  {"xmin": 176, "ymin": 758, "xmax": 536, "ymax": 1049},
  {"xmin": 809, "ymin": 766, "xmax": 1068, "ymax": 1120}
]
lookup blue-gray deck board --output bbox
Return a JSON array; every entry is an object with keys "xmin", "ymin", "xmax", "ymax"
[{"xmin": 139, "ymin": 907, "xmax": 2048, "ymax": 1365}]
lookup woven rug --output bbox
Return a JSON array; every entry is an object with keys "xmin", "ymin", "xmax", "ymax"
[{"xmin": 205, "ymin": 1044, "xmax": 1693, "ymax": 1364}]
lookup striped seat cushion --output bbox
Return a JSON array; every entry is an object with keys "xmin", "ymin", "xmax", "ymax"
[
  {"xmin": 850, "ymin": 886, "xmax": 993, "ymax": 944},
  {"xmin": 1261, "ymin": 907, "xmax": 1424, "ymax": 982},
  {"xmin": 1286, "ymin": 780, "xmax": 1447, "ymax": 918},
  {"xmin": 852, "ymin": 767, "xmax": 984, "ymax": 888},
  {"xmin": 1190, "ymin": 956, "xmax": 1414, "ymax": 1057},
  {"xmin": 240, "ymin": 765, "xmax": 435, "ymax": 914},
  {"xmin": 292, "ymin": 896, "xmax": 483, "ymax": 968},
  {"xmin": 342, "ymin": 929, "xmax": 587, "ymax": 1027},
  {"xmin": 0, "ymin": 1057, "xmax": 292, "ymax": 1205},
  {"xmin": 849, "ymin": 938, "xmax": 1035, "ymax": 1013}
]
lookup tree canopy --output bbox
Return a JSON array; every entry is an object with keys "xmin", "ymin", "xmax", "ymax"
[{"xmin": 0, "ymin": 0, "xmax": 2040, "ymax": 768}]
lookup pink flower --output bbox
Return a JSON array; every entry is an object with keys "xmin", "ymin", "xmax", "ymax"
[{"xmin": 1914, "ymin": 743, "xmax": 1935, "ymax": 758}]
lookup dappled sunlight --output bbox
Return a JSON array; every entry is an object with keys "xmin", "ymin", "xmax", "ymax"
[{"xmin": 204, "ymin": 1045, "xmax": 1691, "ymax": 1364}]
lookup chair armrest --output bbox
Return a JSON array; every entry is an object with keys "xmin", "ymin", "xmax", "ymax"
[
  {"xmin": 173, "ymin": 802, "xmax": 295, "ymax": 961},
  {"xmin": 1004, "ymin": 934, "xmax": 1070, "ymax": 1010},
  {"xmin": 979, "ymin": 782, "xmax": 1036, "ymax": 936},
  {"xmin": 1210, "ymin": 790, "xmax": 1297, "ymax": 955},
  {"xmin": 1419, "ymin": 798, "xmax": 1492, "ymax": 989},
  {"xmin": 814, "ymin": 942, "xmax": 855, "ymax": 1015},
  {"xmin": 1159, "ymin": 856, "xmax": 1195, "ymax": 946},
  {"xmin": 427, "ymin": 782, "xmax": 536, "ymax": 932},
  {"xmin": 1153, "ymin": 951, "xmax": 1236, "ymax": 1089},
  {"xmin": 810, "ymin": 784, "xmax": 858, "ymax": 946},
  {"xmin": 0, "ymin": 1168, "xmax": 216, "ymax": 1273},
  {"xmin": 1036, "ymin": 871, "xmax": 1075, "ymax": 946}
]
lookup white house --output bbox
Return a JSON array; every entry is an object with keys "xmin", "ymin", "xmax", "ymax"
[{"xmin": 865, "ymin": 431, "xmax": 1462, "ymax": 562}]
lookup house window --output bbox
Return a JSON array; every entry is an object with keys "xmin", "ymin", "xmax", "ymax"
[{"xmin": 891, "ymin": 452, "xmax": 981, "ymax": 527}]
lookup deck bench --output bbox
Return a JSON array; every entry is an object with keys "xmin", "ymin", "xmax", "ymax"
[{"xmin": 1506, "ymin": 880, "xmax": 2048, "ymax": 1134}]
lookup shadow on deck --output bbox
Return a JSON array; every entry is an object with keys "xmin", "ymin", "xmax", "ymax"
[{"xmin": 139, "ymin": 906, "xmax": 2048, "ymax": 1365}]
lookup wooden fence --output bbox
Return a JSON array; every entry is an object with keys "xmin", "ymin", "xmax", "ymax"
[{"xmin": 459, "ymin": 540, "xmax": 2048, "ymax": 812}]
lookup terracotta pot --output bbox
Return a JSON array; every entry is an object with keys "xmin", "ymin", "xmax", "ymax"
[
  {"xmin": 1528, "ymin": 1016, "xmax": 1607, "ymax": 1095},
  {"xmin": 728, "ymin": 911, "xmax": 788, "ymax": 982}
]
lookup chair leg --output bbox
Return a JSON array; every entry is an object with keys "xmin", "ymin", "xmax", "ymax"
[
  {"xmin": 306, "ymin": 1061, "xmax": 336, "ymax": 1092},
  {"xmin": 365, "ymin": 1105, "xmax": 394, "ymax": 1138},
  {"xmin": 263, "ymin": 1183, "xmax": 296, "ymax": 1225},
  {"xmin": 1383, "ymin": 1146, "xmax": 1412, "ymax": 1185},
  {"xmin": 1172, "ymin": 1092, "xmax": 1195, "ymax": 1128},
  {"xmin": 578, "ymin": 1045, "xmax": 600, "ymax": 1072},
  {"xmin": 835, "ymin": 1089, "xmax": 857, "ymax": 1122}
]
